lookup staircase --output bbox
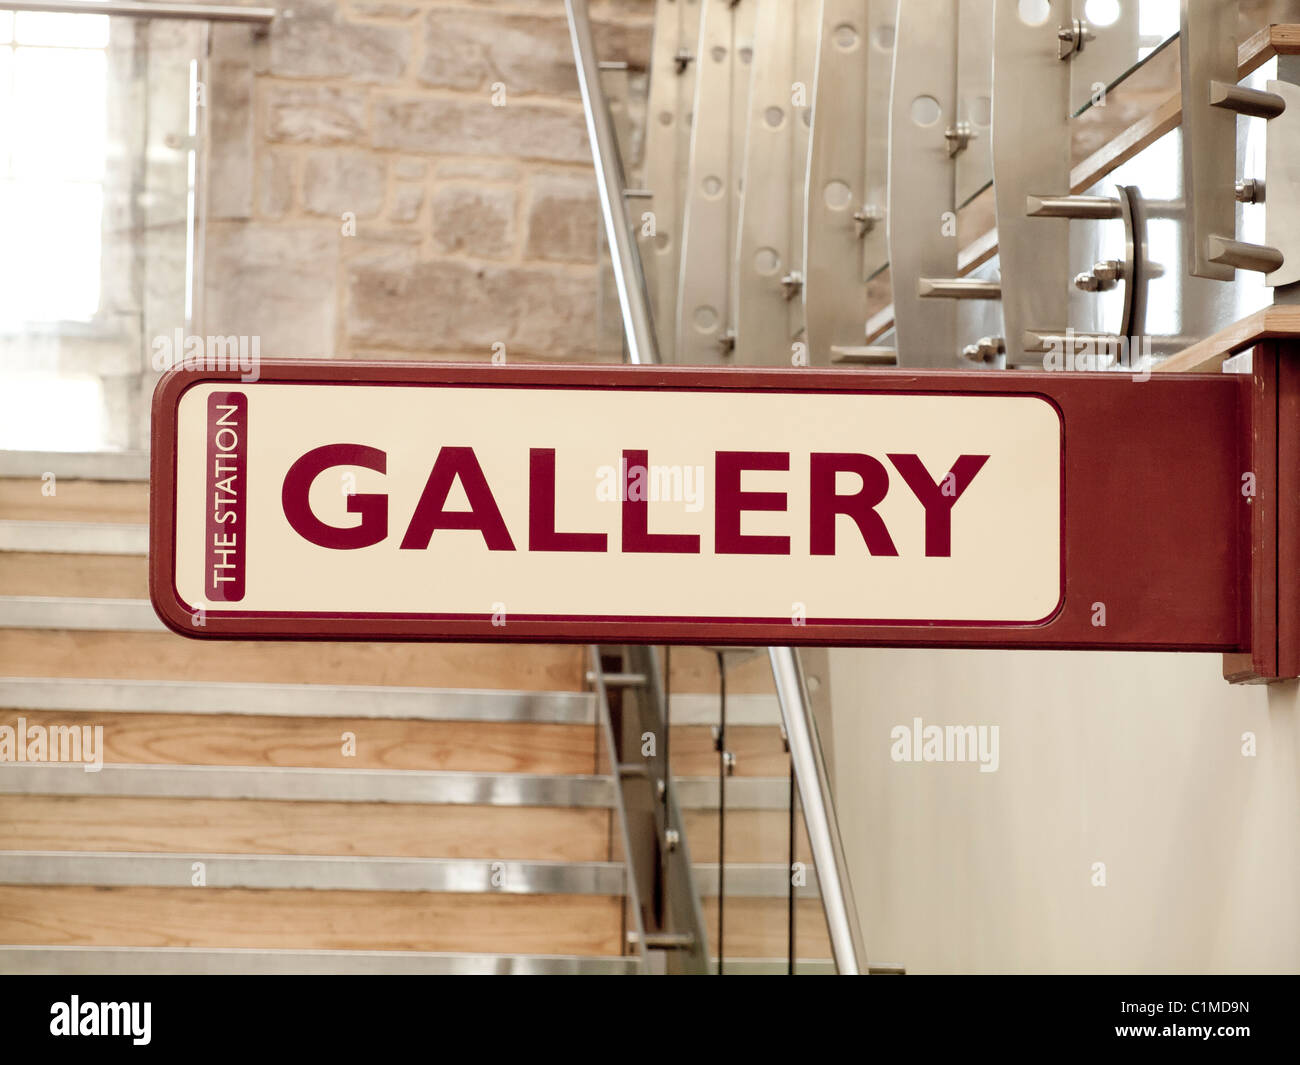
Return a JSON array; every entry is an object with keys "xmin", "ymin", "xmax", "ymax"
[{"xmin": 0, "ymin": 452, "xmax": 828, "ymax": 973}]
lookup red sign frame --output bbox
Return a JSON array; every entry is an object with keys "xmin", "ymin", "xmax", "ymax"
[{"xmin": 150, "ymin": 359, "xmax": 1249, "ymax": 651}]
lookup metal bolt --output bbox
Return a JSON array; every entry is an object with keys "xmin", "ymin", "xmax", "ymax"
[
  {"xmin": 665, "ymin": 828, "xmax": 680, "ymax": 851},
  {"xmin": 717, "ymin": 329, "xmax": 736, "ymax": 355},
  {"xmin": 780, "ymin": 271, "xmax": 803, "ymax": 300},
  {"xmin": 1236, "ymin": 178, "xmax": 1263, "ymax": 203},
  {"xmin": 853, "ymin": 204, "xmax": 884, "ymax": 238},
  {"xmin": 673, "ymin": 48, "xmax": 694, "ymax": 74},
  {"xmin": 722, "ymin": 751, "xmax": 736, "ymax": 776},
  {"xmin": 1058, "ymin": 19, "xmax": 1095, "ymax": 59},
  {"xmin": 963, "ymin": 336, "xmax": 1005, "ymax": 363},
  {"xmin": 944, "ymin": 121, "xmax": 974, "ymax": 157},
  {"xmin": 1074, "ymin": 259, "xmax": 1122, "ymax": 291},
  {"xmin": 1092, "ymin": 259, "xmax": 1122, "ymax": 283},
  {"xmin": 656, "ymin": 777, "xmax": 666, "ymax": 800}
]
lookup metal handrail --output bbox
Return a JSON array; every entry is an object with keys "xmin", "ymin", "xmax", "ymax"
[
  {"xmin": 565, "ymin": 0, "xmax": 660, "ymax": 369},
  {"xmin": 0, "ymin": 1, "xmax": 275, "ymax": 22},
  {"xmin": 768, "ymin": 648, "xmax": 868, "ymax": 973},
  {"xmin": 565, "ymin": 0, "xmax": 869, "ymax": 974}
]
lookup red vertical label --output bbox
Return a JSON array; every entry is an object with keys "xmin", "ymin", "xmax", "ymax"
[{"xmin": 205, "ymin": 391, "xmax": 247, "ymax": 602}]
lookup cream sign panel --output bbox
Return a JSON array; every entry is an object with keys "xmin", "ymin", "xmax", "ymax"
[{"xmin": 166, "ymin": 379, "xmax": 1062, "ymax": 627}]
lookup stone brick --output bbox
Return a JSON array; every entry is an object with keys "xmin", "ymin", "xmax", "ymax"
[
  {"xmin": 345, "ymin": 253, "xmax": 597, "ymax": 358},
  {"xmin": 418, "ymin": 11, "xmax": 649, "ymax": 98},
  {"xmin": 349, "ymin": 1, "xmax": 418, "ymax": 17},
  {"xmin": 593, "ymin": 0, "xmax": 655, "ymax": 17},
  {"xmin": 271, "ymin": 4, "xmax": 410, "ymax": 84},
  {"xmin": 393, "ymin": 158, "xmax": 428, "ymax": 181},
  {"xmin": 303, "ymin": 151, "xmax": 387, "ymax": 219},
  {"xmin": 205, "ymin": 223, "xmax": 337, "ymax": 356},
  {"xmin": 435, "ymin": 158, "xmax": 519, "ymax": 182},
  {"xmin": 258, "ymin": 152, "xmax": 295, "ymax": 218},
  {"xmin": 208, "ymin": 26, "xmax": 255, "ymax": 219},
  {"xmin": 454, "ymin": 0, "xmax": 654, "ymax": 28},
  {"xmin": 431, "ymin": 185, "xmax": 516, "ymax": 259},
  {"xmin": 390, "ymin": 184, "xmax": 426, "ymax": 224},
  {"xmin": 342, "ymin": 230, "xmax": 423, "ymax": 249},
  {"xmin": 418, "ymin": 12, "xmax": 573, "ymax": 96},
  {"xmin": 372, "ymin": 95, "xmax": 590, "ymax": 163},
  {"xmin": 525, "ymin": 172, "xmax": 599, "ymax": 263},
  {"xmin": 265, "ymin": 85, "xmax": 367, "ymax": 144}
]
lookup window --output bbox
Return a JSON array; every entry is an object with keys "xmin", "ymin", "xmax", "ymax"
[{"xmin": 0, "ymin": 10, "xmax": 109, "ymax": 330}]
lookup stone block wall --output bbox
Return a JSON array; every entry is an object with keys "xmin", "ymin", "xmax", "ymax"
[{"xmin": 203, "ymin": 0, "xmax": 653, "ymax": 364}]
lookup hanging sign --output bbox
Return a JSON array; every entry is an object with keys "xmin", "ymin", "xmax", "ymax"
[{"xmin": 150, "ymin": 360, "xmax": 1246, "ymax": 650}]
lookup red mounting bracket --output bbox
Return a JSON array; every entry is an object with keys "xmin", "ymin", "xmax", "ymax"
[
  {"xmin": 1160, "ymin": 308, "xmax": 1300, "ymax": 683},
  {"xmin": 1221, "ymin": 339, "xmax": 1300, "ymax": 683}
]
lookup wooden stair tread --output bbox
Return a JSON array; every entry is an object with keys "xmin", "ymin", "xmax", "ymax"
[
  {"xmin": 0, "ymin": 796, "xmax": 611, "ymax": 862},
  {"xmin": 0, "ymin": 479, "xmax": 149, "ymax": 525},
  {"xmin": 0, "ymin": 710, "xmax": 600, "ymax": 774},
  {"xmin": 0, "ymin": 885, "xmax": 626, "ymax": 956}
]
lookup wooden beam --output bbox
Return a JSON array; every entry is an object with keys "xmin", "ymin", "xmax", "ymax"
[{"xmin": 1155, "ymin": 306, "xmax": 1300, "ymax": 373}]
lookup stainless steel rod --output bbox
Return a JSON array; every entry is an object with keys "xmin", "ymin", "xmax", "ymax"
[
  {"xmin": 768, "ymin": 647, "xmax": 867, "ymax": 975},
  {"xmin": 1022, "ymin": 330, "xmax": 1124, "ymax": 353},
  {"xmin": 1206, "ymin": 234, "xmax": 1286, "ymax": 274},
  {"xmin": 1209, "ymin": 79, "xmax": 1286, "ymax": 119},
  {"xmin": 917, "ymin": 277, "xmax": 1003, "ymax": 300},
  {"xmin": 1026, "ymin": 194, "xmax": 1123, "ymax": 219},
  {"xmin": 565, "ymin": 0, "xmax": 661, "ymax": 369},
  {"xmin": 830, "ymin": 345, "xmax": 899, "ymax": 365},
  {"xmin": 0, "ymin": 1, "xmax": 275, "ymax": 22}
]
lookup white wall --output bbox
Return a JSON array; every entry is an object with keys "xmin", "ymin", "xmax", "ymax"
[{"xmin": 828, "ymin": 648, "xmax": 1299, "ymax": 973}]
